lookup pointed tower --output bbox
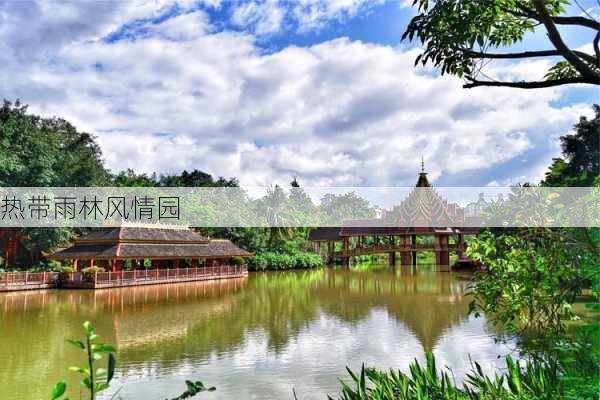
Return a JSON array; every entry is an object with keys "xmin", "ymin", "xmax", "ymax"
[{"xmin": 416, "ymin": 156, "xmax": 431, "ymax": 187}]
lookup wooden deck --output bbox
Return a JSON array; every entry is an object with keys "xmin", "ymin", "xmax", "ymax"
[
  {"xmin": 0, "ymin": 272, "xmax": 59, "ymax": 292},
  {"xmin": 60, "ymin": 265, "xmax": 248, "ymax": 289}
]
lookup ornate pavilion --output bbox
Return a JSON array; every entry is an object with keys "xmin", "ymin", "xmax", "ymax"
[
  {"xmin": 308, "ymin": 166, "xmax": 480, "ymax": 268},
  {"xmin": 50, "ymin": 225, "xmax": 251, "ymax": 271}
]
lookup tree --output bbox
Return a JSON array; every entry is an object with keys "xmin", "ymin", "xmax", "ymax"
[
  {"xmin": 0, "ymin": 100, "xmax": 109, "ymax": 186},
  {"xmin": 543, "ymin": 104, "xmax": 600, "ymax": 186},
  {"xmin": 403, "ymin": 0, "xmax": 600, "ymax": 89},
  {"xmin": 0, "ymin": 100, "xmax": 110, "ymax": 267}
]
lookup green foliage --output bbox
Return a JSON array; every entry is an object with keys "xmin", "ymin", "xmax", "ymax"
[
  {"xmin": 51, "ymin": 321, "xmax": 216, "ymax": 400},
  {"xmin": 248, "ymin": 251, "xmax": 323, "ymax": 271},
  {"xmin": 543, "ymin": 105, "xmax": 600, "ymax": 187},
  {"xmin": 402, "ymin": 0, "xmax": 599, "ymax": 87},
  {"xmin": 332, "ymin": 352, "xmax": 568, "ymax": 400},
  {"xmin": 0, "ymin": 100, "xmax": 109, "ymax": 187},
  {"xmin": 112, "ymin": 168, "xmax": 238, "ymax": 188},
  {"xmin": 51, "ymin": 321, "xmax": 116, "ymax": 400},
  {"xmin": 466, "ymin": 229, "xmax": 599, "ymax": 337},
  {"xmin": 0, "ymin": 100, "xmax": 109, "ymax": 265}
]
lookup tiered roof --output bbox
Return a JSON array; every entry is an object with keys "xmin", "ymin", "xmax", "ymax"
[
  {"xmin": 308, "ymin": 167, "xmax": 467, "ymax": 241},
  {"xmin": 51, "ymin": 226, "xmax": 251, "ymax": 260}
]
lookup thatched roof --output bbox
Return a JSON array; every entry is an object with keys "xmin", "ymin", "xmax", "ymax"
[{"xmin": 50, "ymin": 227, "xmax": 251, "ymax": 260}]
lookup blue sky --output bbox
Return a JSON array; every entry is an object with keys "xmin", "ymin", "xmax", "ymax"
[{"xmin": 0, "ymin": 0, "xmax": 597, "ymax": 187}]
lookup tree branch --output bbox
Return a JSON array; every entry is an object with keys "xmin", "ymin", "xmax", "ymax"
[
  {"xmin": 461, "ymin": 48, "xmax": 598, "ymax": 65},
  {"xmin": 531, "ymin": 0, "xmax": 600, "ymax": 83},
  {"xmin": 511, "ymin": 2, "xmax": 600, "ymax": 30},
  {"xmin": 594, "ymin": 31, "xmax": 600, "ymax": 68},
  {"xmin": 550, "ymin": 15, "xmax": 600, "ymax": 30},
  {"xmin": 463, "ymin": 76, "xmax": 589, "ymax": 89},
  {"xmin": 462, "ymin": 49, "xmax": 560, "ymax": 59}
]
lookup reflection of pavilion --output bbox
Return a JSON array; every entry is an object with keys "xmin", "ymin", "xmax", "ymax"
[
  {"xmin": 309, "ymin": 165, "xmax": 480, "ymax": 267},
  {"xmin": 316, "ymin": 269, "xmax": 470, "ymax": 352},
  {"xmin": 102, "ymin": 278, "xmax": 247, "ymax": 348}
]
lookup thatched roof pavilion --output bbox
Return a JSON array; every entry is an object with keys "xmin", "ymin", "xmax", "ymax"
[{"xmin": 50, "ymin": 225, "xmax": 251, "ymax": 272}]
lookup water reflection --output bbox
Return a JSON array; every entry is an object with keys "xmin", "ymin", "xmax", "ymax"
[{"xmin": 0, "ymin": 267, "xmax": 517, "ymax": 400}]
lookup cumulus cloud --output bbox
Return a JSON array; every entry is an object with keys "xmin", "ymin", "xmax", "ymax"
[
  {"xmin": 0, "ymin": 1, "xmax": 591, "ymax": 187},
  {"xmin": 229, "ymin": 0, "xmax": 389, "ymax": 34}
]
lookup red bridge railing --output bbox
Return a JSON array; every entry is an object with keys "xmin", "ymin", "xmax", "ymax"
[
  {"xmin": 0, "ymin": 271, "xmax": 59, "ymax": 288},
  {"xmin": 63, "ymin": 265, "xmax": 248, "ymax": 286}
]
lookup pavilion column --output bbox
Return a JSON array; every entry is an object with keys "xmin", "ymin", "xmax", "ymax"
[
  {"xmin": 89, "ymin": 259, "xmax": 95, "ymax": 269},
  {"xmin": 388, "ymin": 252, "xmax": 396, "ymax": 267},
  {"xmin": 191, "ymin": 259, "xmax": 198, "ymax": 268},
  {"xmin": 111, "ymin": 259, "xmax": 124, "ymax": 272},
  {"xmin": 173, "ymin": 259, "xmax": 179, "ymax": 269},
  {"xmin": 328, "ymin": 241, "xmax": 334, "ymax": 265},
  {"xmin": 73, "ymin": 259, "xmax": 80, "ymax": 272},
  {"xmin": 342, "ymin": 237, "xmax": 350, "ymax": 267},
  {"xmin": 151, "ymin": 260, "xmax": 160, "ymax": 269},
  {"xmin": 434, "ymin": 235, "xmax": 450, "ymax": 268}
]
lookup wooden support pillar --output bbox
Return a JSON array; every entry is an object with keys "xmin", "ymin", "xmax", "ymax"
[
  {"xmin": 434, "ymin": 235, "xmax": 450, "ymax": 268},
  {"xmin": 400, "ymin": 252, "xmax": 411, "ymax": 266},
  {"xmin": 388, "ymin": 252, "xmax": 396, "ymax": 266},
  {"xmin": 73, "ymin": 259, "xmax": 80, "ymax": 271},
  {"xmin": 173, "ymin": 259, "xmax": 179, "ymax": 269},
  {"xmin": 111, "ymin": 259, "xmax": 124, "ymax": 272},
  {"xmin": 191, "ymin": 259, "xmax": 198, "ymax": 268}
]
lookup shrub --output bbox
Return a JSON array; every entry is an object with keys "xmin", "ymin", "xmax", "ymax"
[{"xmin": 247, "ymin": 251, "xmax": 323, "ymax": 271}]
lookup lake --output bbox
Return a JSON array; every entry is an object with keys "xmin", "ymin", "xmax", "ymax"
[{"xmin": 0, "ymin": 266, "xmax": 518, "ymax": 399}]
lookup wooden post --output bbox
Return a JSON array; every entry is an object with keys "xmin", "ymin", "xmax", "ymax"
[
  {"xmin": 388, "ymin": 252, "xmax": 396, "ymax": 266},
  {"xmin": 73, "ymin": 259, "xmax": 80, "ymax": 272}
]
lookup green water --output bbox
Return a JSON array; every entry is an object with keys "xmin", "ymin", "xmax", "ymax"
[{"xmin": 0, "ymin": 267, "xmax": 517, "ymax": 399}]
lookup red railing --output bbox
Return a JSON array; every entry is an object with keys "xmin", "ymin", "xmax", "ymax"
[
  {"xmin": 0, "ymin": 271, "xmax": 59, "ymax": 288},
  {"xmin": 63, "ymin": 265, "xmax": 248, "ymax": 286}
]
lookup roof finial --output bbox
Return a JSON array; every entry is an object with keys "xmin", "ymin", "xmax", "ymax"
[{"xmin": 421, "ymin": 155, "xmax": 425, "ymax": 173}]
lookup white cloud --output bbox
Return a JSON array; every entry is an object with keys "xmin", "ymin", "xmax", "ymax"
[
  {"xmin": 229, "ymin": 0, "xmax": 389, "ymax": 34},
  {"xmin": 232, "ymin": 0, "xmax": 286, "ymax": 34},
  {"xmin": 0, "ymin": 1, "xmax": 591, "ymax": 187}
]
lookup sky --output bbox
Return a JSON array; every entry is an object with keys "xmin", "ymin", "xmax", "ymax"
[{"xmin": 0, "ymin": 0, "xmax": 598, "ymax": 187}]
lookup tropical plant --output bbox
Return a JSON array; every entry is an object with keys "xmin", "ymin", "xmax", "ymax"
[
  {"xmin": 466, "ymin": 229, "xmax": 599, "ymax": 337},
  {"xmin": 50, "ymin": 321, "xmax": 116, "ymax": 400},
  {"xmin": 50, "ymin": 322, "xmax": 216, "ymax": 400},
  {"xmin": 332, "ymin": 352, "xmax": 568, "ymax": 400}
]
